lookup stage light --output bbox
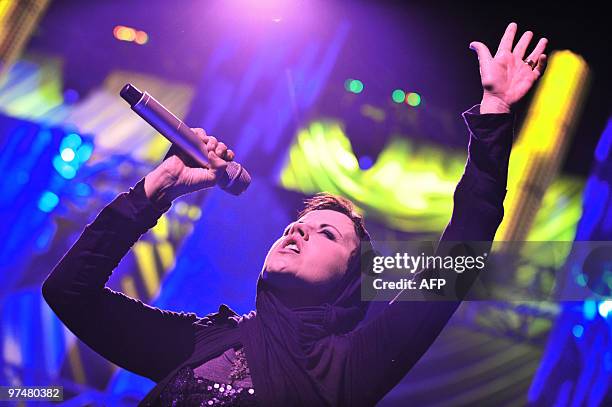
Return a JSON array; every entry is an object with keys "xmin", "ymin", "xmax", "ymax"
[
  {"xmin": 60, "ymin": 148, "xmax": 75, "ymax": 162},
  {"xmin": 75, "ymin": 183, "xmax": 91, "ymax": 197},
  {"xmin": 576, "ymin": 272, "xmax": 588, "ymax": 287},
  {"xmin": 572, "ymin": 324, "xmax": 584, "ymax": 338},
  {"xmin": 358, "ymin": 155, "xmax": 373, "ymax": 170},
  {"xmin": 113, "ymin": 25, "xmax": 148, "ymax": 45},
  {"xmin": 63, "ymin": 88, "xmax": 79, "ymax": 104},
  {"xmin": 122, "ymin": 27, "xmax": 136, "ymax": 42},
  {"xmin": 133, "ymin": 242, "xmax": 160, "ymax": 297},
  {"xmin": 583, "ymin": 300, "xmax": 597, "ymax": 320},
  {"xmin": 113, "ymin": 25, "xmax": 133, "ymax": 41},
  {"xmin": 75, "ymin": 143, "xmax": 93, "ymax": 163},
  {"xmin": 52, "ymin": 155, "xmax": 77, "ymax": 179},
  {"xmin": 598, "ymin": 300, "xmax": 612, "ymax": 319},
  {"xmin": 495, "ymin": 51, "xmax": 589, "ymax": 242},
  {"xmin": 391, "ymin": 89, "xmax": 405, "ymax": 103},
  {"xmin": 406, "ymin": 92, "xmax": 421, "ymax": 107},
  {"xmin": 134, "ymin": 31, "xmax": 149, "ymax": 45},
  {"xmin": 60, "ymin": 133, "xmax": 82, "ymax": 151},
  {"xmin": 344, "ymin": 79, "xmax": 363, "ymax": 94},
  {"xmin": 175, "ymin": 201, "xmax": 189, "ymax": 216},
  {"xmin": 152, "ymin": 215, "xmax": 169, "ymax": 240},
  {"xmin": 280, "ymin": 121, "xmax": 461, "ymax": 232},
  {"xmin": 188, "ymin": 206, "xmax": 202, "ymax": 220},
  {"xmin": 350, "ymin": 79, "xmax": 363, "ymax": 94},
  {"xmin": 344, "ymin": 79, "xmax": 351, "ymax": 91},
  {"xmin": 38, "ymin": 191, "xmax": 59, "ymax": 213}
]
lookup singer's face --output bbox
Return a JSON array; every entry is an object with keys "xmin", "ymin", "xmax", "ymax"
[{"xmin": 262, "ymin": 210, "xmax": 360, "ymax": 303}]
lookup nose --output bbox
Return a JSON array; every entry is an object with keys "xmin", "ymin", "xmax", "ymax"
[{"xmin": 289, "ymin": 222, "xmax": 309, "ymax": 241}]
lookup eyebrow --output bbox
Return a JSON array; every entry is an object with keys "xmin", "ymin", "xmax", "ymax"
[{"xmin": 320, "ymin": 223, "xmax": 343, "ymax": 238}]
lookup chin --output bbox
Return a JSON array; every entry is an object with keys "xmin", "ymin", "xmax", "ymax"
[
  {"xmin": 261, "ymin": 265, "xmax": 303, "ymax": 289},
  {"xmin": 264, "ymin": 256, "xmax": 297, "ymax": 274}
]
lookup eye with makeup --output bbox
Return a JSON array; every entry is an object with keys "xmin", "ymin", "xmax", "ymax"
[{"xmin": 321, "ymin": 229, "xmax": 336, "ymax": 241}]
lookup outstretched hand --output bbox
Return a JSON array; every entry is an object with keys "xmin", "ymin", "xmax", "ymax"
[{"xmin": 470, "ymin": 22, "xmax": 548, "ymax": 113}]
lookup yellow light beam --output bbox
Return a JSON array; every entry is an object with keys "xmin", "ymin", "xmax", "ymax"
[
  {"xmin": 67, "ymin": 343, "xmax": 86, "ymax": 384},
  {"xmin": 495, "ymin": 50, "xmax": 590, "ymax": 242},
  {"xmin": 133, "ymin": 241, "xmax": 160, "ymax": 298}
]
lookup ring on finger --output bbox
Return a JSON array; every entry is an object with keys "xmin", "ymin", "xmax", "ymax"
[{"xmin": 524, "ymin": 59, "xmax": 536, "ymax": 69}]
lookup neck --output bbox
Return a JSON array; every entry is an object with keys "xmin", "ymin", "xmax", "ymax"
[{"xmin": 259, "ymin": 279, "xmax": 330, "ymax": 309}]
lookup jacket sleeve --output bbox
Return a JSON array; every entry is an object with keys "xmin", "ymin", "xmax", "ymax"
[
  {"xmin": 345, "ymin": 105, "xmax": 515, "ymax": 406},
  {"xmin": 42, "ymin": 178, "xmax": 199, "ymax": 383}
]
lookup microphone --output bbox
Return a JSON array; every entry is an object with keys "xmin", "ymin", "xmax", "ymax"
[{"xmin": 120, "ymin": 83, "xmax": 251, "ymax": 196}]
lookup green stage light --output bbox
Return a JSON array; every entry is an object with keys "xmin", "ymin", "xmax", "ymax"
[
  {"xmin": 392, "ymin": 89, "xmax": 405, "ymax": 103},
  {"xmin": 349, "ymin": 79, "xmax": 364, "ymax": 94},
  {"xmin": 344, "ymin": 79, "xmax": 352, "ymax": 91}
]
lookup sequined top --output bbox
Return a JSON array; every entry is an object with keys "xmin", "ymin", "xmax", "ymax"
[{"xmin": 159, "ymin": 347, "xmax": 258, "ymax": 406}]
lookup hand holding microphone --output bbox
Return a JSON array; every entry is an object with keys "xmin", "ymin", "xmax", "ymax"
[
  {"xmin": 144, "ymin": 128, "xmax": 236, "ymax": 208},
  {"xmin": 120, "ymin": 83, "xmax": 251, "ymax": 208}
]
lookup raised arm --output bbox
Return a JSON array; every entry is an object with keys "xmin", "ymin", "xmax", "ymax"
[
  {"xmin": 42, "ymin": 128, "xmax": 235, "ymax": 382},
  {"xmin": 344, "ymin": 23, "xmax": 549, "ymax": 405}
]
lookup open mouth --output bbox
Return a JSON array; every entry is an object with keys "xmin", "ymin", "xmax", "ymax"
[
  {"xmin": 283, "ymin": 243, "xmax": 300, "ymax": 253},
  {"xmin": 281, "ymin": 238, "xmax": 301, "ymax": 254}
]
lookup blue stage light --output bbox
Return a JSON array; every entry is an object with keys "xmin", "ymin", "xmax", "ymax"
[
  {"xmin": 38, "ymin": 191, "xmax": 59, "ymax": 213},
  {"xmin": 572, "ymin": 324, "xmax": 584, "ymax": 338},
  {"xmin": 358, "ymin": 155, "xmax": 373, "ymax": 170},
  {"xmin": 60, "ymin": 133, "xmax": 82, "ymax": 151},
  {"xmin": 583, "ymin": 300, "xmax": 596, "ymax": 320},
  {"xmin": 76, "ymin": 143, "xmax": 93, "ymax": 163},
  {"xmin": 63, "ymin": 88, "xmax": 80, "ymax": 104},
  {"xmin": 75, "ymin": 183, "xmax": 91, "ymax": 197},
  {"xmin": 52, "ymin": 155, "xmax": 77, "ymax": 179}
]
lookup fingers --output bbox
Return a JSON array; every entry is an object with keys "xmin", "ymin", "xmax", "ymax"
[
  {"xmin": 513, "ymin": 30, "xmax": 533, "ymax": 59},
  {"xmin": 525, "ymin": 37, "xmax": 548, "ymax": 64},
  {"xmin": 469, "ymin": 41, "xmax": 493, "ymax": 64},
  {"xmin": 534, "ymin": 54, "xmax": 548, "ymax": 78},
  {"xmin": 496, "ymin": 22, "xmax": 517, "ymax": 56},
  {"xmin": 215, "ymin": 141, "xmax": 228, "ymax": 158},
  {"xmin": 190, "ymin": 127, "xmax": 234, "ymax": 162},
  {"xmin": 211, "ymin": 140, "xmax": 235, "ymax": 161},
  {"xmin": 207, "ymin": 149, "xmax": 228, "ymax": 171},
  {"xmin": 191, "ymin": 127, "xmax": 207, "ymax": 140},
  {"xmin": 206, "ymin": 135, "xmax": 218, "ymax": 152},
  {"xmin": 191, "ymin": 127, "xmax": 217, "ymax": 148}
]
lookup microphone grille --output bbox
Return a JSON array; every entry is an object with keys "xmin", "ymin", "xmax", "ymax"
[{"xmin": 219, "ymin": 162, "xmax": 251, "ymax": 195}]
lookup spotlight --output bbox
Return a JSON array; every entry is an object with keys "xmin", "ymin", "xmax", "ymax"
[
  {"xmin": 60, "ymin": 148, "xmax": 75, "ymax": 162},
  {"xmin": 344, "ymin": 79, "xmax": 364, "ymax": 94},
  {"xmin": 38, "ymin": 191, "xmax": 59, "ymax": 213},
  {"xmin": 406, "ymin": 92, "xmax": 421, "ymax": 107},
  {"xmin": 391, "ymin": 89, "xmax": 405, "ymax": 104},
  {"xmin": 572, "ymin": 324, "xmax": 584, "ymax": 338},
  {"xmin": 113, "ymin": 25, "xmax": 148, "ymax": 45}
]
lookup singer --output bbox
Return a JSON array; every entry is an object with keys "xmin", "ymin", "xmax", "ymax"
[{"xmin": 42, "ymin": 23, "xmax": 547, "ymax": 406}]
